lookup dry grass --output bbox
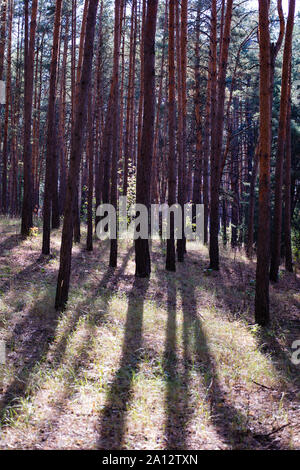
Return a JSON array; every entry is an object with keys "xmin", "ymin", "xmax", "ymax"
[{"xmin": 0, "ymin": 217, "xmax": 299, "ymax": 450}]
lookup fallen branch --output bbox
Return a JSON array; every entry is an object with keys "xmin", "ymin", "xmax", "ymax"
[
  {"xmin": 254, "ymin": 423, "xmax": 290, "ymax": 439},
  {"xmin": 251, "ymin": 380, "xmax": 275, "ymax": 391}
]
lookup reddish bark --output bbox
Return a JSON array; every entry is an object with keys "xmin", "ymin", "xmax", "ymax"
[
  {"xmin": 166, "ymin": 0, "xmax": 176, "ymax": 272},
  {"xmin": 135, "ymin": 0, "xmax": 158, "ymax": 277},
  {"xmin": 270, "ymin": 0, "xmax": 295, "ymax": 282},
  {"xmin": 55, "ymin": 0, "xmax": 99, "ymax": 310},
  {"xmin": 21, "ymin": 0, "xmax": 38, "ymax": 237},
  {"xmin": 42, "ymin": 0, "xmax": 63, "ymax": 254},
  {"xmin": 255, "ymin": 0, "xmax": 272, "ymax": 326}
]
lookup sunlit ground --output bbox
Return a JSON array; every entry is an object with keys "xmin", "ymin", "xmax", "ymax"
[{"xmin": 0, "ymin": 217, "xmax": 299, "ymax": 449}]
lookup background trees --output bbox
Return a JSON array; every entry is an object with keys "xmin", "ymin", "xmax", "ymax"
[
  {"xmin": 0, "ymin": 0, "xmax": 298, "ymax": 324},
  {"xmin": 21, "ymin": 0, "xmax": 38, "ymax": 237},
  {"xmin": 42, "ymin": 0, "xmax": 62, "ymax": 255},
  {"xmin": 270, "ymin": 0, "xmax": 296, "ymax": 283}
]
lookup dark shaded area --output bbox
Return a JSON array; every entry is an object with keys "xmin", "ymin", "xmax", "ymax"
[
  {"xmin": 97, "ymin": 277, "xmax": 149, "ymax": 449},
  {"xmin": 163, "ymin": 276, "xmax": 190, "ymax": 449},
  {"xmin": 48, "ymin": 244, "xmax": 134, "ymax": 366},
  {"xmin": 0, "ymin": 283, "xmax": 58, "ymax": 424},
  {"xmin": 0, "ymin": 225, "xmax": 298, "ymax": 449},
  {"xmin": 181, "ymin": 250, "xmax": 300, "ymax": 397},
  {"xmin": 30, "ymin": 246, "xmax": 135, "ymax": 447},
  {"xmin": 0, "ymin": 234, "xmax": 23, "ymax": 255},
  {"xmin": 153, "ymin": 250, "xmax": 291, "ymax": 449},
  {"xmin": 0, "ymin": 236, "xmax": 133, "ymax": 428}
]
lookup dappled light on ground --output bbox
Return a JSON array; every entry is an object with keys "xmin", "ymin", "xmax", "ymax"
[{"xmin": 0, "ymin": 219, "xmax": 299, "ymax": 449}]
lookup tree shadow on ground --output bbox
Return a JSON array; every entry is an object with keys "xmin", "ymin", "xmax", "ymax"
[
  {"xmin": 0, "ymin": 287, "xmax": 58, "ymax": 424},
  {"xmin": 0, "ymin": 231, "xmax": 297, "ymax": 449},
  {"xmin": 0, "ymin": 234, "xmax": 23, "ymax": 256},
  {"xmin": 47, "ymin": 244, "xmax": 134, "ymax": 366},
  {"xmin": 0, "ymin": 238, "xmax": 133, "ymax": 428},
  {"xmin": 96, "ymin": 277, "xmax": 149, "ymax": 450},
  {"xmin": 0, "ymin": 255, "xmax": 50, "ymax": 296},
  {"xmin": 186, "ymin": 249, "xmax": 300, "ymax": 399},
  {"xmin": 163, "ymin": 275, "xmax": 190, "ymax": 449},
  {"xmin": 154, "ymin": 253, "xmax": 287, "ymax": 449},
  {"xmin": 5, "ymin": 246, "xmax": 135, "ymax": 447}
]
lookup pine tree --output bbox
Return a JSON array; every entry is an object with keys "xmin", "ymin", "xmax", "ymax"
[{"xmin": 55, "ymin": 0, "xmax": 99, "ymax": 311}]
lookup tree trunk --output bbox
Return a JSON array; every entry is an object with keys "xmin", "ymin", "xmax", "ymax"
[
  {"xmin": 55, "ymin": 0, "xmax": 99, "ymax": 311},
  {"xmin": 58, "ymin": 14, "xmax": 69, "ymax": 216},
  {"xmin": 0, "ymin": 0, "xmax": 7, "ymax": 80},
  {"xmin": 137, "ymin": 0, "xmax": 146, "ymax": 166},
  {"xmin": 208, "ymin": 0, "xmax": 218, "ymax": 267},
  {"xmin": 166, "ymin": 0, "xmax": 176, "ymax": 272},
  {"xmin": 270, "ymin": 0, "xmax": 295, "ymax": 282},
  {"xmin": 151, "ymin": 0, "xmax": 167, "ymax": 205},
  {"xmin": 42, "ymin": 0, "xmax": 63, "ymax": 254},
  {"xmin": 209, "ymin": 0, "xmax": 233, "ymax": 270},
  {"xmin": 255, "ymin": 0, "xmax": 272, "ymax": 326},
  {"xmin": 87, "ymin": 88, "xmax": 95, "ymax": 252},
  {"xmin": 1, "ymin": 0, "xmax": 12, "ymax": 214},
  {"xmin": 192, "ymin": 4, "xmax": 203, "ymax": 225},
  {"xmin": 284, "ymin": 69, "xmax": 293, "ymax": 272},
  {"xmin": 246, "ymin": 144, "xmax": 259, "ymax": 258},
  {"xmin": 135, "ymin": 0, "xmax": 158, "ymax": 277},
  {"xmin": 21, "ymin": 0, "xmax": 38, "ymax": 237},
  {"xmin": 73, "ymin": 0, "xmax": 89, "ymax": 244},
  {"xmin": 177, "ymin": 0, "xmax": 187, "ymax": 262},
  {"xmin": 109, "ymin": 0, "xmax": 122, "ymax": 268},
  {"xmin": 123, "ymin": 0, "xmax": 137, "ymax": 197}
]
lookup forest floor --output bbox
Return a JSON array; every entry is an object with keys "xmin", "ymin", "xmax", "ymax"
[{"xmin": 0, "ymin": 217, "xmax": 299, "ymax": 450}]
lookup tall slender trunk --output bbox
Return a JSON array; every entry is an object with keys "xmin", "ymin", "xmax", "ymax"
[
  {"xmin": 73, "ymin": 0, "xmax": 89, "ymax": 244},
  {"xmin": 94, "ymin": 0, "xmax": 104, "ymax": 228},
  {"xmin": 137, "ymin": 0, "xmax": 146, "ymax": 164},
  {"xmin": 21, "ymin": 0, "xmax": 38, "ymax": 237},
  {"xmin": 269, "ymin": 0, "xmax": 284, "ymax": 152},
  {"xmin": 192, "ymin": 4, "xmax": 202, "ymax": 230},
  {"xmin": 255, "ymin": 0, "xmax": 272, "ymax": 326},
  {"xmin": 58, "ymin": 14, "xmax": 69, "ymax": 215},
  {"xmin": 177, "ymin": 0, "xmax": 187, "ymax": 262},
  {"xmin": 270, "ymin": 0, "xmax": 295, "ymax": 282},
  {"xmin": 208, "ymin": 0, "xmax": 218, "ymax": 267},
  {"xmin": 209, "ymin": 0, "xmax": 233, "ymax": 270},
  {"xmin": 0, "ymin": 0, "xmax": 7, "ymax": 80},
  {"xmin": 0, "ymin": 0, "xmax": 7, "ymax": 209},
  {"xmin": 203, "ymin": 35, "xmax": 212, "ymax": 246},
  {"xmin": 87, "ymin": 87, "xmax": 95, "ymax": 252},
  {"xmin": 32, "ymin": 31, "xmax": 44, "ymax": 210},
  {"xmin": 55, "ymin": 0, "xmax": 99, "ymax": 311},
  {"xmin": 123, "ymin": 0, "xmax": 137, "ymax": 196},
  {"xmin": 166, "ymin": 0, "xmax": 176, "ymax": 272},
  {"xmin": 42, "ymin": 0, "xmax": 63, "ymax": 254},
  {"xmin": 230, "ymin": 99, "xmax": 239, "ymax": 249},
  {"xmin": 135, "ymin": 0, "xmax": 158, "ymax": 277},
  {"xmin": 2, "ymin": 0, "xmax": 13, "ymax": 214},
  {"xmin": 284, "ymin": 68, "xmax": 293, "ymax": 272},
  {"xmin": 109, "ymin": 0, "xmax": 122, "ymax": 268},
  {"xmin": 152, "ymin": 0, "xmax": 167, "ymax": 205},
  {"xmin": 246, "ymin": 143, "xmax": 259, "ymax": 258},
  {"xmin": 10, "ymin": 13, "xmax": 20, "ymax": 215}
]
